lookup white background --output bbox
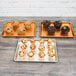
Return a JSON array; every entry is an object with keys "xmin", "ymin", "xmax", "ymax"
[{"xmin": 0, "ymin": 0, "xmax": 76, "ymax": 16}]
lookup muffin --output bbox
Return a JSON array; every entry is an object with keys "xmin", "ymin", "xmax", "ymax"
[
  {"xmin": 17, "ymin": 27, "xmax": 26, "ymax": 35},
  {"xmin": 54, "ymin": 21, "xmax": 62, "ymax": 30},
  {"xmin": 28, "ymin": 51, "xmax": 34, "ymax": 57},
  {"xmin": 30, "ymin": 38, "xmax": 35, "ymax": 44},
  {"xmin": 21, "ymin": 39, "xmax": 27, "ymax": 44},
  {"xmin": 24, "ymin": 21, "xmax": 32, "ymax": 30},
  {"xmin": 30, "ymin": 44, "xmax": 36, "ymax": 50},
  {"xmin": 61, "ymin": 26, "xmax": 70, "ymax": 35},
  {"xmin": 38, "ymin": 45, "xmax": 45, "ymax": 51},
  {"xmin": 21, "ymin": 44, "xmax": 27, "ymax": 50},
  {"xmin": 17, "ymin": 24, "xmax": 26, "ymax": 35},
  {"xmin": 12, "ymin": 21, "xmax": 19, "ymax": 31},
  {"xmin": 47, "ymin": 26, "xmax": 56, "ymax": 35},
  {"xmin": 42, "ymin": 20, "xmax": 51, "ymax": 29},
  {"xmin": 39, "ymin": 51, "xmax": 45, "ymax": 58},
  {"xmin": 40, "ymin": 39, "xmax": 44, "ymax": 45},
  {"xmin": 19, "ymin": 51, "xmax": 25, "ymax": 57},
  {"xmin": 48, "ymin": 51, "xmax": 55, "ymax": 57},
  {"xmin": 4, "ymin": 23, "xmax": 14, "ymax": 35},
  {"xmin": 48, "ymin": 45, "xmax": 53, "ymax": 51},
  {"xmin": 48, "ymin": 39, "xmax": 53, "ymax": 45}
]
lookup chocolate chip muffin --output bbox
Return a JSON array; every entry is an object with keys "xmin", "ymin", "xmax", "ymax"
[
  {"xmin": 47, "ymin": 26, "xmax": 56, "ymax": 35},
  {"xmin": 42, "ymin": 20, "xmax": 51, "ymax": 29},
  {"xmin": 54, "ymin": 21, "xmax": 62, "ymax": 30},
  {"xmin": 61, "ymin": 26, "xmax": 70, "ymax": 35}
]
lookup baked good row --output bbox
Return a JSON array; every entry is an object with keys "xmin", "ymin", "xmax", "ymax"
[
  {"xmin": 4, "ymin": 21, "xmax": 33, "ymax": 35},
  {"xmin": 3, "ymin": 20, "xmax": 71, "ymax": 36},
  {"xmin": 19, "ymin": 39, "xmax": 56, "ymax": 59},
  {"xmin": 42, "ymin": 20, "xmax": 70, "ymax": 35}
]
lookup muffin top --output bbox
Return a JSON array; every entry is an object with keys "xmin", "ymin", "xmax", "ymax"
[
  {"xmin": 54, "ymin": 21, "xmax": 62, "ymax": 29},
  {"xmin": 47, "ymin": 26, "xmax": 56, "ymax": 33},
  {"xmin": 24, "ymin": 21, "xmax": 32, "ymax": 25},
  {"xmin": 61, "ymin": 26, "xmax": 70, "ymax": 33},
  {"xmin": 42, "ymin": 20, "xmax": 51, "ymax": 28}
]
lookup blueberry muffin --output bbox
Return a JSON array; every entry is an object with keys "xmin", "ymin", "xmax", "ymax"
[
  {"xmin": 12, "ymin": 21, "xmax": 19, "ymax": 31},
  {"xmin": 17, "ymin": 23, "xmax": 26, "ymax": 35},
  {"xmin": 24, "ymin": 21, "xmax": 32, "ymax": 30},
  {"xmin": 4, "ymin": 23, "xmax": 14, "ymax": 35}
]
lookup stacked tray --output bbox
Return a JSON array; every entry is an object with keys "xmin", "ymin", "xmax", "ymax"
[{"xmin": 14, "ymin": 38, "xmax": 58, "ymax": 62}]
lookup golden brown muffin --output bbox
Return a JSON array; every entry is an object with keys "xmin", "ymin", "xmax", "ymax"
[
  {"xmin": 48, "ymin": 45, "xmax": 53, "ymax": 51},
  {"xmin": 21, "ymin": 44, "xmax": 27, "ymax": 50},
  {"xmin": 38, "ymin": 45, "xmax": 45, "ymax": 51},
  {"xmin": 12, "ymin": 21, "xmax": 19, "ymax": 31},
  {"xmin": 4, "ymin": 23, "xmax": 14, "ymax": 35},
  {"xmin": 24, "ymin": 21, "xmax": 32, "ymax": 30},
  {"xmin": 21, "ymin": 39, "xmax": 27, "ymax": 44},
  {"xmin": 12, "ymin": 21, "xmax": 19, "ymax": 26},
  {"xmin": 19, "ymin": 51, "xmax": 25, "ymax": 57},
  {"xmin": 30, "ymin": 44, "xmax": 36, "ymax": 50},
  {"xmin": 40, "ymin": 39, "xmax": 44, "ymax": 45},
  {"xmin": 48, "ymin": 39, "xmax": 53, "ymax": 45},
  {"xmin": 17, "ymin": 27, "xmax": 26, "ymax": 35},
  {"xmin": 30, "ymin": 38, "xmax": 35, "ymax": 44},
  {"xmin": 39, "ymin": 51, "xmax": 45, "ymax": 58},
  {"xmin": 48, "ymin": 51, "xmax": 55, "ymax": 57},
  {"xmin": 28, "ymin": 51, "xmax": 34, "ymax": 57},
  {"xmin": 17, "ymin": 23, "xmax": 26, "ymax": 35}
]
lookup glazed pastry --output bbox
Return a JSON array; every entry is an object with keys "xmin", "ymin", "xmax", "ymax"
[
  {"xmin": 17, "ymin": 23, "xmax": 26, "ymax": 35},
  {"xmin": 4, "ymin": 23, "xmax": 14, "ymax": 35},
  {"xmin": 12, "ymin": 21, "xmax": 19, "ymax": 31},
  {"xmin": 42, "ymin": 20, "xmax": 51, "ymax": 29},
  {"xmin": 19, "ymin": 51, "xmax": 25, "ymax": 57},
  {"xmin": 24, "ymin": 21, "xmax": 32, "ymax": 30},
  {"xmin": 30, "ymin": 38, "xmax": 35, "ymax": 44},
  {"xmin": 40, "ymin": 39, "xmax": 44, "ymax": 45},
  {"xmin": 47, "ymin": 26, "xmax": 56, "ymax": 35},
  {"xmin": 39, "ymin": 51, "xmax": 45, "ymax": 58},
  {"xmin": 38, "ymin": 45, "xmax": 45, "ymax": 51},
  {"xmin": 61, "ymin": 26, "xmax": 70, "ymax": 35},
  {"xmin": 21, "ymin": 39, "xmax": 27, "ymax": 44},
  {"xmin": 30, "ymin": 44, "xmax": 36, "ymax": 50},
  {"xmin": 28, "ymin": 51, "xmax": 34, "ymax": 57},
  {"xmin": 48, "ymin": 45, "xmax": 53, "ymax": 51},
  {"xmin": 21, "ymin": 44, "xmax": 27, "ymax": 50},
  {"xmin": 48, "ymin": 39, "xmax": 52, "ymax": 45},
  {"xmin": 54, "ymin": 21, "xmax": 62, "ymax": 30},
  {"xmin": 48, "ymin": 51, "xmax": 55, "ymax": 57}
]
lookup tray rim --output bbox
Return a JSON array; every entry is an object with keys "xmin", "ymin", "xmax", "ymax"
[
  {"xmin": 40, "ymin": 21, "xmax": 74, "ymax": 38},
  {"xmin": 1, "ymin": 21, "xmax": 36, "ymax": 37},
  {"xmin": 14, "ymin": 38, "xmax": 58, "ymax": 62}
]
